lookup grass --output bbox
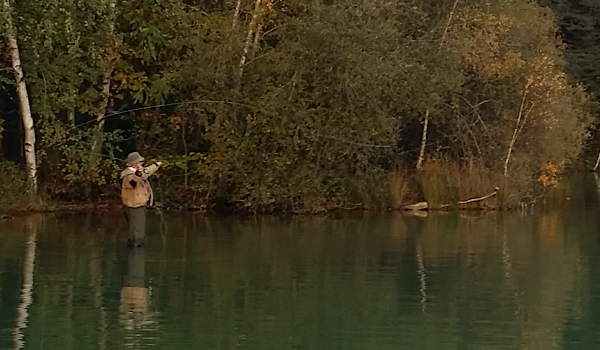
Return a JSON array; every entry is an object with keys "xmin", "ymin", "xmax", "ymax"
[
  {"xmin": 0, "ymin": 157, "xmax": 578, "ymax": 215},
  {"xmin": 415, "ymin": 158, "xmax": 521, "ymax": 210},
  {"xmin": 388, "ymin": 170, "xmax": 410, "ymax": 209}
]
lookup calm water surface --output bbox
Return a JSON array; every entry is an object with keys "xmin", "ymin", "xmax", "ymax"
[{"xmin": 2, "ymin": 199, "xmax": 600, "ymax": 349}]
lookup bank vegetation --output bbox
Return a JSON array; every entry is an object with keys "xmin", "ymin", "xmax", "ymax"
[{"xmin": 0, "ymin": 0, "xmax": 596, "ymax": 213}]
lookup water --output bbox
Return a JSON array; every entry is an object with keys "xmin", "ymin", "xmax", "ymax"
[{"xmin": 1, "ymin": 202, "xmax": 600, "ymax": 349}]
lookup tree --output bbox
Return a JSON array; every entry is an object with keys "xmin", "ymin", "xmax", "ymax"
[
  {"xmin": 444, "ymin": 0, "xmax": 593, "ymax": 177},
  {"xmin": 1, "ymin": 0, "xmax": 37, "ymax": 195},
  {"xmin": 89, "ymin": 0, "xmax": 118, "ymax": 173}
]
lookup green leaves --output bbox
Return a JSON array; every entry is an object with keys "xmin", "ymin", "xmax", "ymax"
[{"xmin": 0, "ymin": 0, "xmax": 594, "ymax": 210}]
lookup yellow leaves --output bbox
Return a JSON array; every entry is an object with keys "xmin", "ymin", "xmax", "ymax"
[
  {"xmin": 168, "ymin": 116, "xmax": 183, "ymax": 131},
  {"xmin": 451, "ymin": 1, "xmax": 576, "ymax": 138},
  {"xmin": 451, "ymin": 3, "xmax": 564, "ymax": 89},
  {"xmin": 538, "ymin": 162, "xmax": 559, "ymax": 188},
  {"xmin": 113, "ymin": 70, "xmax": 149, "ymax": 93},
  {"xmin": 452, "ymin": 10, "xmax": 520, "ymax": 79}
]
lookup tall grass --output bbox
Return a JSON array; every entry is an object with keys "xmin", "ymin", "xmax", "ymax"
[
  {"xmin": 415, "ymin": 158, "xmax": 529, "ymax": 210},
  {"xmin": 387, "ymin": 170, "xmax": 410, "ymax": 209}
]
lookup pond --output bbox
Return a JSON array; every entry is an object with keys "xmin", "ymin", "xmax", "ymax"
[{"xmin": 2, "ymin": 176, "xmax": 600, "ymax": 349}]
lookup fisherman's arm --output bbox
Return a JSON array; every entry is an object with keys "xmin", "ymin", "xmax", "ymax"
[{"xmin": 143, "ymin": 162, "xmax": 163, "ymax": 178}]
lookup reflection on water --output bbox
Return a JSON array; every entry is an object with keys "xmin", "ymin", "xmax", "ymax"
[
  {"xmin": 0, "ymin": 205, "xmax": 599, "ymax": 349},
  {"xmin": 12, "ymin": 216, "xmax": 36, "ymax": 350},
  {"xmin": 120, "ymin": 248, "xmax": 155, "ymax": 345}
]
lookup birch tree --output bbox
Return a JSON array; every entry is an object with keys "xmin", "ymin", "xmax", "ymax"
[
  {"xmin": 416, "ymin": 0, "xmax": 460, "ymax": 171},
  {"xmin": 236, "ymin": 0, "xmax": 262, "ymax": 89},
  {"xmin": 1, "ymin": 0, "xmax": 38, "ymax": 194},
  {"xmin": 447, "ymin": 1, "xmax": 592, "ymax": 177}
]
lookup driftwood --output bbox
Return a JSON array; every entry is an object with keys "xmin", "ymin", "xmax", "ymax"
[
  {"xmin": 403, "ymin": 201, "xmax": 428, "ymax": 211},
  {"xmin": 403, "ymin": 187, "xmax": 500, "ymax": 211},
  {"xmin": 458, "ymin": 186, "xmax": 500, "ymax": 205}
]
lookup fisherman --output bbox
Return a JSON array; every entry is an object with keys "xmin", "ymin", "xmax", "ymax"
[{"xmin": 120, "ymin": 152, "xmax": 162, "ymax": 247}]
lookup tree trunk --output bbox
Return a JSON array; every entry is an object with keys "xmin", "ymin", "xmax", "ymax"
[
  {"xmin": 90, "ymin": 0, "xmax": 116, "ymax": 166},
  {"xmin": 67, "ymin": 108, "xmax": 76, "ymax": 127},
  {"xmin": 504, "ymin": 87, "xmax": 528, "ymax": 176},
  {"xmin": 251, "ymin": 23, "xmax": 262, "ymax": 56},
  {"xmin": 415, "ymin": 0, "xmax": 458, "ymax": 171},
  {"xmin": 226, "ymin": 0, "xmax": 261, "ymax": 128},
  {"xmin": 232, "ymin": 0, "xmax": 242, "ymax": 29},
  {"xmin": 593, "ymin": 150, "xmax": 600, "ymax": 171},
  {"xmin": 237, "ymin": 0, "xmax": 262, "ymax": 84},
  {"xmin": 416, "ymin": 109, "xmax": 429, "ymax": 170},
  {"xmin": 439, "ymin": 0, "xmax": 459, "ymax": 50},
  {"xmin": 3, "ymin": 0, "xmax": 37, "ymax": 194}
]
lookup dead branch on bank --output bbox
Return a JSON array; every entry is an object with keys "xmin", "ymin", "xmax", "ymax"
[{"xmin": 403, "ymin": 186, "xmax": 500, "ymax": 211}]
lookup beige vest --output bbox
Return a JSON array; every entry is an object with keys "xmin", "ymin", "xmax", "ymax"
[{"xmin": 120, "ymin": 164, "xmax": 159, "ymax": 208}]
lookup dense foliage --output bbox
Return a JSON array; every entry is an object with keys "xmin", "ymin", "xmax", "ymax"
[{"xmin": 0, "ymin": 0, "xmax": 596, "ymax": 212}]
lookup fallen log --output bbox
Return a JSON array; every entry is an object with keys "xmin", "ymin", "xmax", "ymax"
[
  {"xmin": 403, "ymin": 186, "xmax": 499, "ymax": 211},
  {"xmin": 457, "ymin": 186, "xmax": 500, "ymax": 205},
  {"xmin": 403, "ymin": 201, "xmax": 428, "ymax": 211}
]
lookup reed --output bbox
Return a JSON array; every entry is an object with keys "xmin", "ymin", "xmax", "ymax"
[
  {"xmin": 416, "ymin": 158, "xmax": 510, "ymax": 210},
  {"xmin": 387, "ymin": 170, "xmax": 410, "ymax": 210}
]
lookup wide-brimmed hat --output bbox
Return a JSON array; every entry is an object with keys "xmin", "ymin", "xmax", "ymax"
[{"xmin": 125, "ymin": 152, "xmax": 145, "ymax": 166}]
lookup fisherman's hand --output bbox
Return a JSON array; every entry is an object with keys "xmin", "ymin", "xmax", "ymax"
[{"xmin": 156, "ymin": 161, "xmax": 163, "ymax": 167}]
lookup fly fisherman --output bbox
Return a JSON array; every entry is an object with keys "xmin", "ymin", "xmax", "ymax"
[{"xmin": 120, "ymin": 152, "xmax": 162, "ymax": 247}]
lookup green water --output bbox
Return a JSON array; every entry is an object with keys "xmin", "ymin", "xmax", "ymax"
[{"xmin": 1, "ymin": 205, "xmax": 600, "ymax": 349}]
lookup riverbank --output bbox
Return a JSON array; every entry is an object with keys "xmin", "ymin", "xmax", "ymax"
[
  {"xmin": 1, "ymin": 159, "xmax": 584, "ymax": 217},
  {"xmin": 0, "ymin": 191, "xmax": 509, "ymax": 218}
]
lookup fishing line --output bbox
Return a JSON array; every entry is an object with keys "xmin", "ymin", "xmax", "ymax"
[
  {"xmin": 70, "ymin": 100, "xmax": 256, "ymax": 130},
  {"xmin": 66, "ymin": 99, "xmax": 423, "ymax": 151}
]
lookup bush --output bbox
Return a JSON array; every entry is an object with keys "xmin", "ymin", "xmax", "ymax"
[{"xmin": 0, "ymin": 161, "xmax": 30, "ymax": 211}]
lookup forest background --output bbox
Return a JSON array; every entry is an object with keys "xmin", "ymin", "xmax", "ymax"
[{"xmin": 0, "ymin": 0, "xmax": 598, "ymax": 214}]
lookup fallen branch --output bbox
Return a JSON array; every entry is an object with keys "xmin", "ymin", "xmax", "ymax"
[
  {"xmin": 403, "ymin": 187, "xmax": 499, "ymax": 211},
  {"xmin": 403, "ymin": 201, "xmax": 428, "ymax": 211},
  {"xmin": 457, "ymin": 186, "xmax": 500, "ymax": 205}
]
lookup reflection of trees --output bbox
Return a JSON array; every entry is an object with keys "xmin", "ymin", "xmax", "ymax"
[
  {"xmin": 13, "ymin": 215, "xmax": 38, "ymax": 350},
  {"xmin": 0, "ymin": 211, "xmax": 590, "ymax": 349}
]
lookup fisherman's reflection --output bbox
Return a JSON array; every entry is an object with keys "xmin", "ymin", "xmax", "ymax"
[{"xmin": 120, "ymin": 247, "xmax": 152, "ymax": 331}]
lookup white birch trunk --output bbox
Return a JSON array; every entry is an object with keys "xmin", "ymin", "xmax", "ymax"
[
  {"xmin": 416, "ymin": 0, "xmax": 459, "ymax": 171},
  {"xmin": 232, "ymin": 0, "xmax": 242, "ymax": 29},
  {"xmin": 238, "ymin": 0, "xmax": 262, "ymax": 82},
  {"xmin": 3, "ymin": 0, "xmax": 37, "ymax": 194},
  {"xmin": 68, "ymin": 108, "xmax": 75, "ymax": 127},
  {"xmin": 13, "ymin": 217, "xmax": 37, "ymax": 350},
  {"xmin": 416, "ymin": 109, "xmax": 429, "ymax": 170},
  {"xmin": 439, "ymin": 0, "xmax": 459, "ymax": 50},
  {"xmin": 593, "ymin": 151, "xmax": 600, "ymax": 171},
  {"xmin": 251, "ymin": 23, "xmax": 262, "ymax": 55},
  {"xmin": 504, "ymin": 87, "xmax": 528, "ymax": 176}
]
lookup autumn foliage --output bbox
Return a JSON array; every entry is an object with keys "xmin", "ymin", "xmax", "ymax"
[{"xmin": 0, "ymin": 0, "xmax": 595, "ymax": 212}]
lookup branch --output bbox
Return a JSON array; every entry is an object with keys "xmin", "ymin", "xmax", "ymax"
[
  {"xmin": 458, "ymin": 186, "xmax": 499, "ymax": 205},
  {"xmin": 403, "ymin": 187, "xmax": 499, "ymax": 210},
  {"xmin": 439, "ymin": 0, "xmax": 460, "ymax": 52}
]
